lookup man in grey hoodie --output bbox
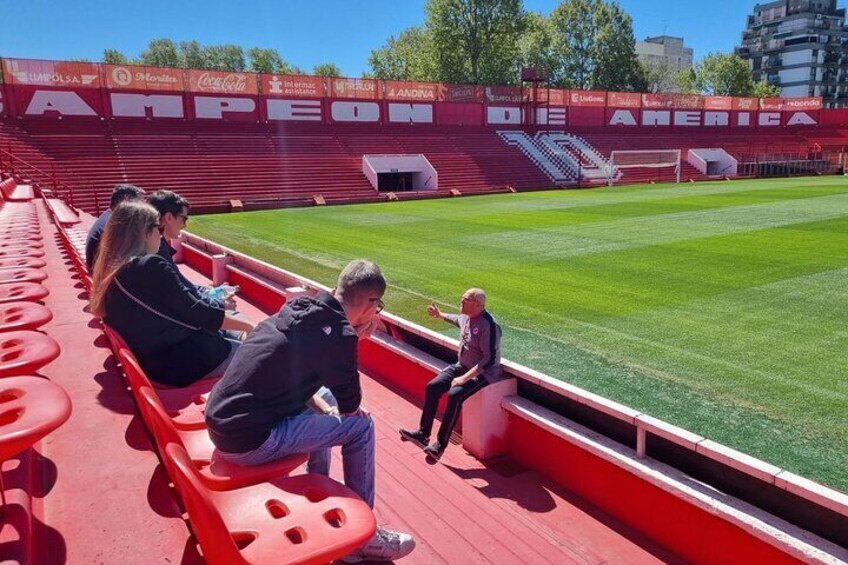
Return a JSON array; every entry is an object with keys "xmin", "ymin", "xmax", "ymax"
[{"xmin": 205, "ymin": 260, "xmax": 415, "ymax": 563}]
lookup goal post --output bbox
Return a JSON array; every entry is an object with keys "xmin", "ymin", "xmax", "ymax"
[{"xmin": 608, "ymin": 149, "xmax": 682, "ymax": 185}]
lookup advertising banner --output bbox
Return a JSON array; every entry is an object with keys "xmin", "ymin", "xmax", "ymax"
[
  {"xmin": 330, "ymin": 78, "xmax": 379, "ymax": 100},
  {"xmin": 103, "ymin": 64, "xmax": 184, "ymax": 92},
  {"xmin": 607, "ymin": 92, "xmax": 642, "ymax": 108},
  {"xmin": 187, "ymin": 70, "xmax": 258, "ymax": 95},
  {"xmin": 642, "ymin": 93, "xmax": 703, "ymax": 109},
  {"xmin": 437, "ymin": 84, "xmax": 483, "ymax": 103},
  {"xmin": 261, "ymin": 74, "xmax": 324, "ymax": 98},
  {"xmin": 2, "ymin": 58, "xmax": 101, "ymax": 88},
  {"xmin": 732, "ymin": 97, "xmax": 758, "ymax": 111},
  {"xmin": 782, "ymin": 97, "xmax": 822, "ymax": 111},
  {"xmin": 384, "ymin": 81, "xmax": 438, "ymax": 101},
  {"xmin": 704, "ymin": 96, "xmax": 733, "ymax": 111},
  {"xmin": 484, "ymin": 85, "xmax": 526, "ymax": 104},
  {"xmin": 759, "ymin": 97, "xmax": 784, "ymax": 111},
  {"xmin": 568, "ymin": 90, "xmax": 607, "ymax": 107}
]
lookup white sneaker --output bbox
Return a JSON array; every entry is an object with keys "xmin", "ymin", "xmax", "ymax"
[{"xmin": 341, "ymin": 526, "xmax": 416, "ymax": 562}]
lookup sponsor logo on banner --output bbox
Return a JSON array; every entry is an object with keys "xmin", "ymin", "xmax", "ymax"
[
  {"xmin": 485, "ymin": 86, "xmax": 525, "ymax": 103},
  {"xmin": 3, "ymin": 58, "xmax": 101, "ymax": 87},
  {"xmin": 188, "ymin": 70, "xmax": 257, "ymax": 94},
  {"xmin": 262, "ymin": 75, "xmax": 324, "ymax": 98},
  {"xmin": 104, "ymin": 65, "xmax": 184, "ymax": 91},
  {"xmin": 439, "ymin": 84, "xmax": 482, "ymax": 102},
  {"xmin": 331, "ymin": 78, "xmax": 378, "ymax": 99},
  {"xmin": 733, "ymin": 97, "xmax": 758, "ymax": 111},
  {"xmin": 385, "ymin": 81, "xmax": 437, "ymax": 101},
  {"xmin": 783, "ymin": 97, "xmax": 822, "ymax": 111},
  {"xmin": 759, "ymin": 97, "xmax": 784, "ymax": 111},
  {"xmin": 642, "ymin": 93, "xmax": 703, "ymax": 110},
  {"xmin": 607, "ymin": 92, "xmax": 641, "ymax": 108},
  {"xmin": 704, "ymin": 96, "xmax": 733, "ymax": 111},
  {"xmin": 569, "ymin": 90, "xmax": 606, "ymax": 107}
]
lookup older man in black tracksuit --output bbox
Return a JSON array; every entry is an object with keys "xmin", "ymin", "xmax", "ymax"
[{"xmin": 401, "ymin": 288, "xmax": 502, "ymax": 461}]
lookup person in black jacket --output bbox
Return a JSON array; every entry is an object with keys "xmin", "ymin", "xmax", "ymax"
[
  {"xmin": 148, "ymin": 190, "xmax": 235, "ymax": 310},
  {"xmin": 90, "ymin": 202, "xmax": 254, "ymax": 387},
  {"xmin": 85, "ymin": 184, "xmax": 145, "ymax": 271},
  {"xmin": 206, "ymin": 260, "xmax": 415, "ymax": 563}
]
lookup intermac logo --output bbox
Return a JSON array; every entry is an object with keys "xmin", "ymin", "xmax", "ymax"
[{"xmin": 111, "ymin": 67, "xmax": 133, "ymax": 87}]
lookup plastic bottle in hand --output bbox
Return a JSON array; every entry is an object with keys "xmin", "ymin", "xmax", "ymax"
[{"xmin": 207, "ymin": 284, "xmax": 239, "ymax": 302}]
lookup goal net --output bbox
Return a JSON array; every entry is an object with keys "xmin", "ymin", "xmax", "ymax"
[{"xmin": 608, "ymin": 149, "xmax": 681, "ymax": 184}]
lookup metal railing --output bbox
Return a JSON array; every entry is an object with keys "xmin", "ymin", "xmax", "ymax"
[{"xmin": 0, "ymin": 147, "xmax": 101, "ymax": 212}]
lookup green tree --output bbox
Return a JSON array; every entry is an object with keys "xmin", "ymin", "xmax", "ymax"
[
  {"xmin": 752, "ymin": 80, "xmax": 781, "ymax": 98},
  {"xmin": 551, "ymin": 0, "xmax": 642, "ymax": 90},
  {"xmin": 179, "ymin": 40, "xmax": 206, "ymax": 69},
  {"xmin": 247, "ymin": 48, "xmax": 293, "ymax": 74},
  {"xmin": 140, "ymin": 39, "xmax": 181, "ymax": 68},
  {"xmin": 426, "ymin": 0, "xmax": 525, "ymax": 85},
  {"xmin": 516, "ymin": 11, "xmax": 562, "ymax": 85},
  {"xmin": 368, "ymin": 27, "xmax": 435, "ymax": 81},
  {"xmin": 202, "ymin": 45, "xmax": 246, "ymax": 72},
  {"xmin": 689, "ymin": 53, "xmax": 755, "ymax": 96},
  {"xmin": 313, "ymin": 63, "xmax": 343, "ymax": 77},
  {"xmin": 641, "ymin": 59, "xmax": 685, "ymax": 93},
  {"xmin": 103, "ymin": 49, "xmax": 129, "ymax": 65}
]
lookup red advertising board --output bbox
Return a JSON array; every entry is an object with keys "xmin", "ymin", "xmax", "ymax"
[
  {"xmin": 261, "ymin": 74, "xmax": 324, "ymax": 98},
  {"xmin": 330, "ymin": 78, "xmax": 379, "ymax": 100},
  {"xmin": 187, "ymin": 70, "xmax": 258, "ymax": 95},
  {"xmin": 568, "ymin": 90, "xmax": 607, "ymax": 107},
  {"xmin": 484, "ymin": 85, "xmax": 526, "ymax": 103},
  {"xmin": 103, "ymin": 64, "xmax": 185, "ymax": 92},
  {"xmin": 782, "ymin": 97, "xmax": 822, "ymax": 111},
  {"xmin": 607, "ymin": 92, "xmax": 642, "ymax": 108},
  {"xmin": 2, "ymin": 58, "xmax": 101, "ymax": 88},
  {"xmin": 384, "ymin": 81, "xmax": 438, "ymax": 101},
  {"xmin": 759, "ymin": 97, "xmax": 784, "ymax": 111},
  {"xmin": 704, "ymin": 96, "xmax": 733, "ymax": 111},
  {"xmin": 435, "ymin": 102, "xmax": 484, "ymax": 125},
  {"xmin": 732, "ymin": 97, "xmax": 758, "ymax": 111},
  {"xmin": 642, "ymin": 93, "xmax": 703, "ymax": 109},
  {"xmin": 437, "ymin": 84, "xmax": 483, "ymax": 103}
]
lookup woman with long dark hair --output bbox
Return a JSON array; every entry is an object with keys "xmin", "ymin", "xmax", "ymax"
[{"xmin": 91, "ymin": 201, "xmax": 253, "ymax": 387}]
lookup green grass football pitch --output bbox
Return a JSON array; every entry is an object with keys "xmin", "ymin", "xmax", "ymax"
[{"xmin": 190, "ymin": 177, "xmax": 848, "ymax": 491}]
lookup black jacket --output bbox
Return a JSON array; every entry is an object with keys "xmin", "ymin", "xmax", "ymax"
[
  {"xmin": 104, "ymin": 254, "xmax": 229, "ymax": 387},
  {"xmin": 156, "ymin": 238, "xmax": 225, "ymax": 308},
  {"xmin": 85, "ymin": 210, "xmax": 111, "ymax": 271},
  {"xmin": 205, "ymin": 290, "xmax": 362, "ymax": 453}
]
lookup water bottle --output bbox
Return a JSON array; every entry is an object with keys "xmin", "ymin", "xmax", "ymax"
[{"xmin": 207, "ymin": 284, "xmax": 239, "ymax": 302}]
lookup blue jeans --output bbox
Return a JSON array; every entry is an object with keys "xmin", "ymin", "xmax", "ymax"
[{"xmin": 218, "ymin": 387, "xmax": 375, "ymax": 508}]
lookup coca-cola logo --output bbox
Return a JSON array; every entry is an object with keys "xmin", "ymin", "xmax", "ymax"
[{"xmin": 197, "ymin": 72, "xmax": 247, "ymax": 93}]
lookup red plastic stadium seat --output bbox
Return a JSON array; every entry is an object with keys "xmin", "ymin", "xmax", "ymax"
[
  {"xmin": 0, "ymin": 248, "xmax": 46, "ymax": 260},
  {"xmin": 0, "ymin": 302, "xmax": 53, "ymax": 332},
  {"xmin": 0, "ymin": 331, "xmax": 61, "ymax": 378},
  {"xmin": 0, "ymin": 283, "xmax": 49, "ymax": 305},
  {"xmin": 137, "ymin": 386, "xmax": 307, "ymax": 491},
  {"xmin": 0, "ymin": 241, "xmax": 43, "ymax": 250},
  {"xmin": 0, "ymin": 231, "xmax": 43, "ymax": 241},
  {"xmin": 0, "ymin": 257, "xmax": 47, "ymax": 271},
  {"xmin": 0, "ymin": 269, "xmax": 48, "ymax": 284},
  {"xmin": 164, "ymin": 443, "xmax": 375, "ymax": 565},
  {"xmin": 0, "ymin": 376, "xmax": 72, "ymax": 463}
]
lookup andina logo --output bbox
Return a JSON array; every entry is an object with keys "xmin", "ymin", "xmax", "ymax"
[
  {"xmin": 112, "ymin": 67, "xmax": 133, "ymax": 87},
  {"xmin": 197, "ymin": 72, "xmax": 247, "ymax": 93}
]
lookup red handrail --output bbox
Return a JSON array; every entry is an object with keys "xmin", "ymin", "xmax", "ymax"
[{"xmin": 0, "ymin": 147, "xmax": 78, "ymax": 208}]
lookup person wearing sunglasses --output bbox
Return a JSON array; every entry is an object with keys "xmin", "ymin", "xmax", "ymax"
[
  {"xmin": 90, "ymin": 202, "xmax": 254, "ymax": 387},
  {"xmin": 206, "ymin": 260, "xmax": 416, "ymax": 563},
  {"xmin": 147, "ymin": 190, "xmax": 237, "ymax": 310},
  {"xmin": 400, "ymin": 288, "xmax": 502, "ymax": 462}
]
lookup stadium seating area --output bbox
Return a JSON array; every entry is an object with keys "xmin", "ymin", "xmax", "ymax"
[{"xmin": 4, "ymin": 116, "xmax": 845, "ymax": 214}]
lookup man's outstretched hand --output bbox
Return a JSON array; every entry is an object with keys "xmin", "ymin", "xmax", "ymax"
[{"xmin": 427, "ymin": 303, "xmax": 442, "ymax": 319}]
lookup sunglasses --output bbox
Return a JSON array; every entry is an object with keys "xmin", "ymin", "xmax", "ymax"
[{"xmin": 371, "ymin": 298, "xmax": 385, "ymax": 314}]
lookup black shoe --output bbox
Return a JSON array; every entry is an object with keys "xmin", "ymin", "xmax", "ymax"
[
  {"xmin": 423, "ymin": 441, "xmax": 445, "ymax": 461},
  {"xmin": 400, "ymin": 428, "xmax": 430, "ymax": 447}
]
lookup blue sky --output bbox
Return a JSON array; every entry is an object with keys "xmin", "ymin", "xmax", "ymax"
[{"xmin": 0, "ymin": 1, "xmax": 775, "ymax": 76}]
